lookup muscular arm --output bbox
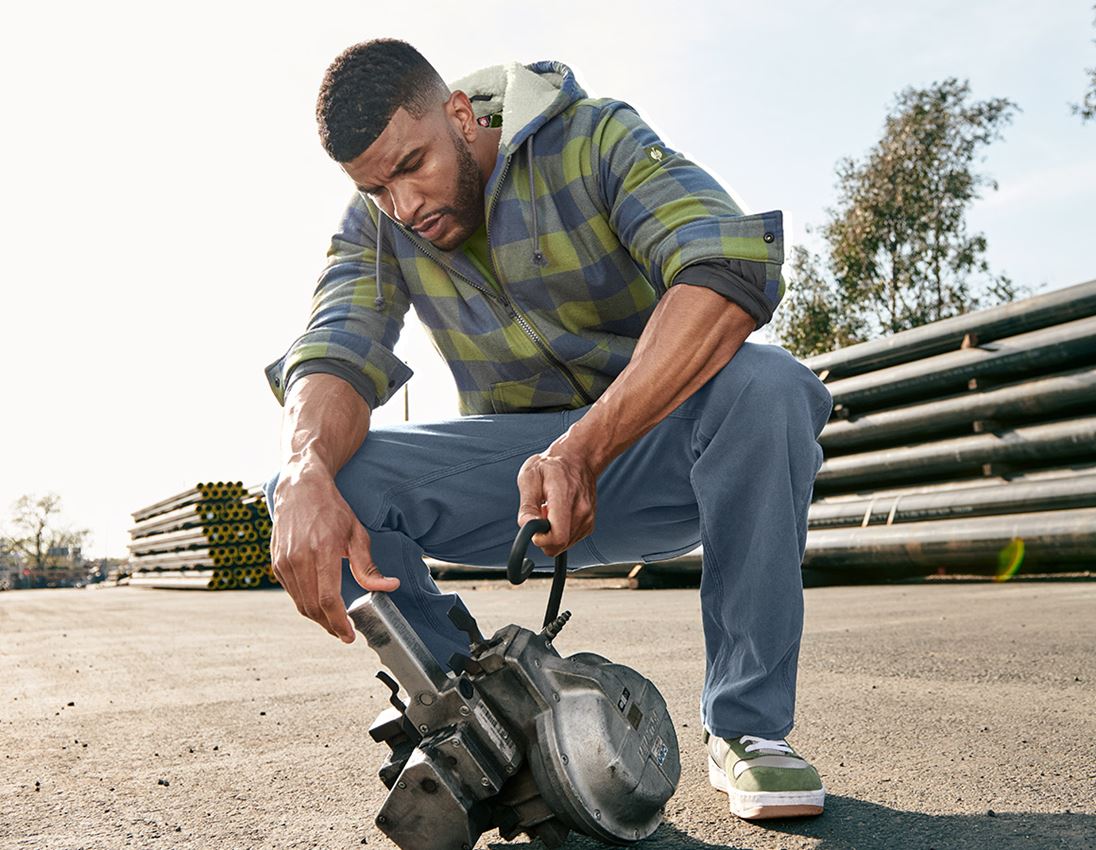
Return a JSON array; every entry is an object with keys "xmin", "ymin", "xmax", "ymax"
[
  {"xmin": 516, "ymin": 284, "xmax": 755, "ymax": 554},
  {"xmin": 271, "ymin": 373, "xmax": 399, "ymax": 643},
  {"xmin": 282, "ymin": 372, "xmax": 370, "ymax": 474}
]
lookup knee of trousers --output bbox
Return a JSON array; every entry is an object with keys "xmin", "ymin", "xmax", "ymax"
[
  {"xmin": 698, "ymin": 343, "xmax": 833, "ymax": 437},
  {"xmin": 267, "ymin": 437, "xmax": 422, "ymax": 532},
  {"xmin": 260, "ymin": 432, "xmax": 438, "ymax": 549},
  {"xmin": 261, "ymin": 464, "xmax": 390, "ymax": 532}
]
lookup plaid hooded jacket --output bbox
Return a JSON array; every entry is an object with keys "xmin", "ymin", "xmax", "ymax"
[{"xmin": 265, "ymin": 61, "xmax": 786, "ymax": 415}]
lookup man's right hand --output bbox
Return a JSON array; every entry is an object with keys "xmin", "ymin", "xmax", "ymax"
[
  {"xmin": 270, "ymin": 465, "xmax": 400, "ymax": 643},
  {"xmin": 271, "ymin": 373, "xmax": 400, "ymax": 643}
]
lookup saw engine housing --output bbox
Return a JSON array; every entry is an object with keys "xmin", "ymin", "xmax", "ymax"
[{"xmin": 348, "ymin": 591, "xmax": 680, "ymax": 849}]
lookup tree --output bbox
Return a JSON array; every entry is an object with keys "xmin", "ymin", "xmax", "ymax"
[
  {"xmin": 828, "ymin": 78, "xmax": 1020, "ymax": 334},
  {"xmin": 1074, "ymin": 4, "xmax": 1096, "ymax": 123},
  {"xmin": 776, "ymin": 78, "xmax": 1021, "ymax": 357},
  {"xmin": 772, "ymin": 243, "xmax": 863, "ymax": 358},
  {"xmin": 3, "ymin": 494, "xmax": 89, "ymax": 570}
]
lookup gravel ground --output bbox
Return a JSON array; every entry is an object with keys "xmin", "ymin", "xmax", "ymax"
[{"xmin": 1, "ymin": 579, "xmax": 1093, "ymax": 850}]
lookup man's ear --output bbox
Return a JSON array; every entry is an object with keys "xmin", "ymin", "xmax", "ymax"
[{"xmin": 446, "ymin": 90, "xmax": 478, "ymax": 143}]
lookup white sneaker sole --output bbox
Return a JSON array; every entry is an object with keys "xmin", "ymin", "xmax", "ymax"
[{"xmin": 708, "ymin": 756, "xmax": 825, "ymax": 819}]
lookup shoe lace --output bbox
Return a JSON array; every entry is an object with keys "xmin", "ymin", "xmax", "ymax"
[{"xmin": 739, "ymin": 735, "xmax": 793, "ymax": 754}]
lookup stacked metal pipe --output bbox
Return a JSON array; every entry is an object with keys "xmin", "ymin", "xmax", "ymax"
[
  {"xmin": 803, "ymin": 278, "xmax": 1096, "ymax": 578},
  {"xmin": 126, "ymin": 482, "xmax": 276, "ymax": 590}
]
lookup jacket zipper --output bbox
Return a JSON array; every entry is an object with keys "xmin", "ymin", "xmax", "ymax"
[
  {"xmin": 484, "ymin": 155, "xmax": 595, "ymax": 404},
  {"xmin": 403, "ymin": 154, "xmax": 595, "ymax": 406}
]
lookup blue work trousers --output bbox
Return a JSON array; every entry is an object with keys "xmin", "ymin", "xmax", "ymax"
[{"xmin": 265, "ymin": 342, "xmax": 832, "ymax": 740}]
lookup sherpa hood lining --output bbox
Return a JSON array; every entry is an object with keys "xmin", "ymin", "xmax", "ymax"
[{"xmin": 373, "ymin": 60, "xmax": 581, "ymax": 307}]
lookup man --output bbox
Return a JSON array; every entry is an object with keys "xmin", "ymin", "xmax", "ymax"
[{"xmin": 264, "ymin": 39, "xmax": 833, "ymax": 821}]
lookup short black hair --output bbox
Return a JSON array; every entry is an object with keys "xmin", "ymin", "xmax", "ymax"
[{"xmin": 316, "ymin": 39, "xmax": 450, "ymax": 163}]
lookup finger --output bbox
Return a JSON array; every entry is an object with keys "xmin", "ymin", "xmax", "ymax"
[
  {"xmin": 280, "ymin": 533, "xmax": 344, "ymax": 638},
  {"xmin": 315, "ymin": 552, "xmax": 354, "ymax": 644},
  {"xmin": 348, "ymin": 524, "xmax": 400, "ymax": 593},
  {"xmin": 541, "ymin": 466, "xmax": 596, "ymax": 553},
  {"xmin": 540, "ymin": 501, "xmax": 570, "ymax": 554},
  {"xmin": 517, "ymin": 502, "xmax": 545, "ymax": 525},
  {"xmin": 271, "ymin": 531, "xmax": 307, "ymax": 617},
  {"xmin": 272, "ymin": 556, "xmax": 301, "ymax": 612},
  {"xmin": 298, "ymin": 547, "xmax": 340, "ymax": 636},
  {"xmin": 529, "ymin": 503, "xmax": 554, "ymax": 546},
  {"xmin": 271, "ymin": 506, "xmax": 349, "ymax": 641},
  {"xmin": 270, "ymin": 510, "xmax": 313, "ymax": 612},
  {"xmin": 515, "ymin": 462, "xmax": 546, "ymax": 527},
  {"xmin": 536, "ymin": 471, "xmax": 572, "ymax": 554}
]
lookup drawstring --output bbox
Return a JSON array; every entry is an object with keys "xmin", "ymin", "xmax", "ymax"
[
  {"xmin": 527, "ymin": 136, "xmax": 548, "ymax": 267},
  {"xmin": 374, "ymin": 214, "xmax": 386, "ymax": 311}
]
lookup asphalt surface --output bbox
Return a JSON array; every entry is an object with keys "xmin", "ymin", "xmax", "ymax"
[{"xmin": 1, "ymin": 578, "xmax": 1093, "ymax": 850}]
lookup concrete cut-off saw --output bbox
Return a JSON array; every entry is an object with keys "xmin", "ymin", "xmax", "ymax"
[{"xmin": 347, "ymin": 519, "xmax": 680, "ymax": 849}]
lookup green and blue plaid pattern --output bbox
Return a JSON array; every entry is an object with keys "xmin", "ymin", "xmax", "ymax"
[{"xmin": 266, "ymin": 63, "xmax": 785, "ymax": 415}]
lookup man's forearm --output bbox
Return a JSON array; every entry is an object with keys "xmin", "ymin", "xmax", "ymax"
[
  {"xmin": 553, "ymin": 284, "xmax": 755, "ymax": 473},
  {"xmin": 281, "ymin": 372, "xmax": 372, "ymax": 480},
  {"xmin": 271, "ymin": 372, "xmax": 398, "ymax": 643}
]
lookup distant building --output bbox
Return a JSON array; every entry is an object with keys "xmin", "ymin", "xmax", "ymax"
[
  {"xmin": 0, "ymin": 549, "xmax": 18, "ymax": 590},
  {"xmin": 21, "ymin": 546, "xmax": 88, "ymax": 589}
]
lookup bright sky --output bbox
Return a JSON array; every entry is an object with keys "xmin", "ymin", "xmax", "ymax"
[{"xmin": 1, "ymin": 1, "xmax": 1093, "ymax": 558}]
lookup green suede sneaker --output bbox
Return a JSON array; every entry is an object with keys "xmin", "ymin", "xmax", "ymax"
[{"xmin": 705, "ymin": 731, "xmax": 825, "ymax": 819}]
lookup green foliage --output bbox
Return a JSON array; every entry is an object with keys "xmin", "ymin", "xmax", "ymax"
[
  {"xmin": 776, "ymin": 78, "xmax": 1022, "ymax": 357},
  {"xmin": 1073, "ymin": 4, "xmax": 1096, "ymax": 123},
  {"xmin": 772, "ymin": 244, "xmax": 862, "ymax": 358},
  {"xmin": 1076, "ymin": 69, "xmax": 1096, "ymax": 122}
]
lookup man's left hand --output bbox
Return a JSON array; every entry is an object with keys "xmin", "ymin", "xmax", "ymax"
[
  {"xmin": 512, "ymin": 288, "xmax": 754, "ymax": 559},
  {"xmin": 516, "ymin": 443, "xmax": 598, "ymax": 556}
]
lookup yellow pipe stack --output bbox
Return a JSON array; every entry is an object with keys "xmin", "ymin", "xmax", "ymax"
[{"xmin": 125, "ymin": 481, "xmax": 278, "ymax": 590}]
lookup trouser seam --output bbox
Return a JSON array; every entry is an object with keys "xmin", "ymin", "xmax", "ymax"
[
  {"xmin": 368, "ymin": 526, "xmax": 453, "ymax": 646},
  {"xmin": 408, "ymin": 551, "xmax": 449, "ymax": 641},
  {"xmin": 584, "ymin": 535, "xmax": 612, "ymax": 566},
  {"xmin": 692, "ymin": 471, "xmax": 725, "ymax": 598}
]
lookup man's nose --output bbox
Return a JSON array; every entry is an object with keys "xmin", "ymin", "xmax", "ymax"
[{"xmin": 388, "ymin": 181, "xmax": 424, "ymax": 226}]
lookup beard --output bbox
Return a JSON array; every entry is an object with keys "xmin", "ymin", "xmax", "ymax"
[{"xmin": 429, "ymin": 124, "xmax": 486, "ymax": 251}]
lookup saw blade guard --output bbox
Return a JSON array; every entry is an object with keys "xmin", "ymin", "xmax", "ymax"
[{"xmin": 348, "ymin": 585, "xmax": 679, "ymax": 849}]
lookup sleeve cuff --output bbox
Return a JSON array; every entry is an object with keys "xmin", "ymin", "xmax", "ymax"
[
  {"xmin": 284, "ymin": 360, "xmax": 379, "ymax": 410},
  {"xmin": 673, "ymin": 258, "xmax": 774, "ymax": 330}
]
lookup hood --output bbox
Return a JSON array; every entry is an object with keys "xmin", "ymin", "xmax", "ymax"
[
  {"xmin": 448, "ymin": 60, "xmax": 587, "ymax": 154},
  {"xmin": 372, "ymin": 61, "xmax": 585, "ymax": 311}
]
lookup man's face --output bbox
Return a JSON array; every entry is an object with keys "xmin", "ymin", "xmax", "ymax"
[{"xmin": 342, "ymin": 100, "xmax": 485, "ymax": 251}]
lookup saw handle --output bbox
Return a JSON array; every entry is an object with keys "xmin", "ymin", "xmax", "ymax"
[
  {"xmin": 507, "ymin": 518, "xmax": 549, "ymax": 583},
  {"xmin": 507, "ymin": 519, "xmax": 569, "ymax": 629}
]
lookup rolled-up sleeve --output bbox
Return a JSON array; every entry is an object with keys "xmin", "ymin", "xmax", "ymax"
[
  {"xmin": 673, "ymin": 258, "xmax": 781, "ymax": 330},
  {"xmin": 591, "ymin": 102, "xmax": 786, "ymax": 325}
]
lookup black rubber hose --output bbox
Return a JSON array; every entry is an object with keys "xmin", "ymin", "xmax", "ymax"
[
  {"xmin": 507, "ymin": 519, "xmax": 550, "ymax": 584},
  {"xmin": 543, "ymin": 550, "xmax": 568, "ymax": 629}
]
